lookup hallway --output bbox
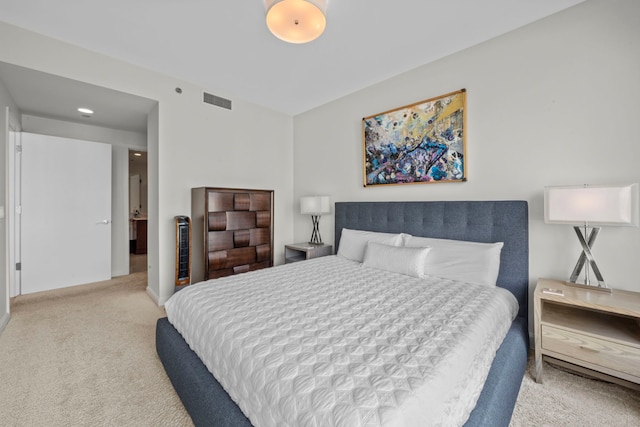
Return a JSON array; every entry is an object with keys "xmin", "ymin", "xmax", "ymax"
[{"xmin": 130, "ymin": 253, "xmax": 147, "ymax": 274}]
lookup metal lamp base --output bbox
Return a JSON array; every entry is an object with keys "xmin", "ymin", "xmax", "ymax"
[
  {"xmin": 308, "ymin": 215, "xmax": 323, "ymax": 245},
  {"xmin": 567, "ymin": 225, "xmax": 611, "ymax": 293}
]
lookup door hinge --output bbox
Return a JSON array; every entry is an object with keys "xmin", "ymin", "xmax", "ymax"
[
  {"xmin": 15, "ymin": 144, "xmax": 22, "ymax": 153},
  {"xmin": 16, "ymin": 262, "xmax": 21, "ymax": 271}
]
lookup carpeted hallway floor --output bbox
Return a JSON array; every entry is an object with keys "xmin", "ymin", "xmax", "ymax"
[{"xmin": 0, "ymin": 273, "xmax": 638, "ymax": 426}]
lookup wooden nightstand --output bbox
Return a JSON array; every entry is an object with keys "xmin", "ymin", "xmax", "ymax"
[
  {"xmin": 284, "ymin": 243, "xmax": 332, "ymax": 264},
  {"xmin": 534, "ymin": 278, "xmax": 640, "ymax": 390}
]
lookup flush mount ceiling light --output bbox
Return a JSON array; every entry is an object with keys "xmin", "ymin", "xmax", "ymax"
[
  {"xmin": 265, "ymin": 0, "xmax": 327, "ymax": 44},
  {"xmin": 77, "ymin": 107, "xmax": 93, "ymax": 114}
]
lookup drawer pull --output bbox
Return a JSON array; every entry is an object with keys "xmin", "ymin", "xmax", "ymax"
[{"xmin": 579, "ymin": 345, "xmax": 600, "ymax": 353}]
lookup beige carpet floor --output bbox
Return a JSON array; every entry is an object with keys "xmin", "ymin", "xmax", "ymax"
[
  {"xmin": 512, "ymin": 358, "xmax": 640, "ymax": 426},
  {"xmin": 0, "ymin": 273, "xmax": 191, "ymax": 427},
  {"xmin": 1, "ymin": 273, "xmax": 638, "ymax": 426}
]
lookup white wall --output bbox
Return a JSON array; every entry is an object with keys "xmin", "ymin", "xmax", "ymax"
[
  {"xmin": 146, "ymin": 104, "xmax": 160, "ymax": 302},
  {"xmin": 0, "ymin": 20, "xmax": 295, "ymax": 306},
  {"xmin": 0, "ymin": 75, "xmax": 21, "ymax": 332},
  {"xmin": 293, "ymin": 0, "xmax": 640, "ymax": 299},
  {"xmin": 112, "ymin": 145, "xmax": 130, "ymax": 277},
  {"xmin": 154, "ymin": 94, "xmax": 294, "ymax": 303},
  {"xmin": 21, "ymin": 115, "xmax": 147, "ymax": 277},
  {"xmin": 22, "ymin": 115, "xmax": 147, "ymax": 148}
]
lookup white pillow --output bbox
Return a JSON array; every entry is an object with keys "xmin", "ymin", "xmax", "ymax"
[
  {"xmin": 362, "ymin": 242, "xmax": 431, "ymax": 278},
  {"xmin": 337, "ymin": 228, "xmax": 404, "ymax": 262},
  {"xmin": 403, "ymin": 235, "xmax": 504, "ymax": 286}
]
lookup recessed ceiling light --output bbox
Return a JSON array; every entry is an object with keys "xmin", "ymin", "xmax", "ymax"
[{"xmin": 78, "ymin": 107, "xmax": 93, "ymax": 114}]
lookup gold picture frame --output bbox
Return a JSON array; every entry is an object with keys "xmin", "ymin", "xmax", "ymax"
[{"xmin": 363, "ymin": 89, "xmax": 467, "ymax": 186}]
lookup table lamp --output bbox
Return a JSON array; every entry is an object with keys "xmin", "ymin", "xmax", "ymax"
[
  {"xmin": 544, "ymin": 183, "xmax": 639, "ymax": 291},
  {"xmin": 300, "ymin": 196, "xmax": 330, "ymax": 245}
]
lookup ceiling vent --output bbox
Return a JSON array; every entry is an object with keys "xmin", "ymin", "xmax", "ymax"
[{"xmin": 203, "ymin": 92, "xmax": 232, "ymax": 110}]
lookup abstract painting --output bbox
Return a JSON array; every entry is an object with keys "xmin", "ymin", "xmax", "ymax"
[{"xmin": 363, "ymin": 89, "xmax": 466, "ymax": 186}]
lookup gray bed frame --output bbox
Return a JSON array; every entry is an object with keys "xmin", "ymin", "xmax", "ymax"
[{"xmin": 156, "ymin": 200, "xmax": 529, "ymax": 426}]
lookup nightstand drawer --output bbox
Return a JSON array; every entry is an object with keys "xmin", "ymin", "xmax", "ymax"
[{"xmin": 542, "ymin": 325, "xmax": 640, "ymax": 377}]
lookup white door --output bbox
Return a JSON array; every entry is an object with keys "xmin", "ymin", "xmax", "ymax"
[{"xmin": 21, "ymin": 133, "xmax": 112, "ymax": 294}]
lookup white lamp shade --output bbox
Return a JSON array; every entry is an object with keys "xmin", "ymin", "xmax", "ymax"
[
  {"xmin": 544, "ymin": 183, "xmax": 639, "ymax": 226},
  {"xmin": 300, "ymin": 196, "xmax": 330, "ymax": 215},
  {"xmin": 265, "ymin": 0, "xmax": 327, "ymax": 44}
]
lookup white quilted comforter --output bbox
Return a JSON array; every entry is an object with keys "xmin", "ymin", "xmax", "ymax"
[{"xmin": 165, "ymin": 256, "xmax": 518, "ymax": 427}]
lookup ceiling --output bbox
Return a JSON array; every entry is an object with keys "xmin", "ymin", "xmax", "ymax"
[
  {"xmin": 0, "ymin": 0, "xmax": 585, "ymax": 131},
  {"xmin": 0, "ymin": 61, "xmax": 156, "ymax": 133}
]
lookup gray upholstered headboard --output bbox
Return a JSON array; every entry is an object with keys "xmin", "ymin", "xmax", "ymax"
[{"xmin": 334, "ymin": 201, "xmax": 529, "ymax": 319}]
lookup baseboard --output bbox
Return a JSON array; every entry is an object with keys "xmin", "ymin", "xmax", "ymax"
[
  {"xmin": 111, "ymin": 268, "xmax": 130, "ymax": 277},
  {"xmin": 146, "ymin": 286, "xmax": 161, "ymax": 306},
  {"xmin": 0, "ymin": 310, "xmax": 10, "ymax": 335}
]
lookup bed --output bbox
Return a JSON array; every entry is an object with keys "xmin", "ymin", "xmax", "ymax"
[{"xmin": 156, "ymin": 200, "xmax": 529, "ymax": 427}]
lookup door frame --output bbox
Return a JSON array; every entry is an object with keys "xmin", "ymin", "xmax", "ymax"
[
  {"xmin": 6, "ymin": 131, "xmax": 148, "ymax": 298},
  {"xmin": 6, "ymin": 107, "xmax": 21, "ymax": 298}
]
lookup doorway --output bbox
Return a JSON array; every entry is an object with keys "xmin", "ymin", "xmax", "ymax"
[
  {"xmin": 0, "ymin": 61, "xmax": 157, "ymax": 306},
  {"xmin": 129, "ymin": 149, "xmax": 147, "ymax": 274}
]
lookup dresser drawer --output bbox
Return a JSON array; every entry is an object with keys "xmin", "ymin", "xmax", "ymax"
[{"xmin": 541, "ymin": 325, "xmax": 640, "ymax": 377}]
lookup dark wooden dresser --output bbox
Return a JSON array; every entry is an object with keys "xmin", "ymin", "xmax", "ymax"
[{"xmin": 191, "ymin": 187, "xmax": 274, "ymax": 283}]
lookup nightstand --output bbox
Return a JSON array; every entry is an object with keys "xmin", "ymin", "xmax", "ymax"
[
  {"xmin": 284, "ymin": 243, "xmax": 332, "ymax": 264},
  {"xmin": 534, "ymin": 278, "xmax": 640, "ymax": 390}
]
